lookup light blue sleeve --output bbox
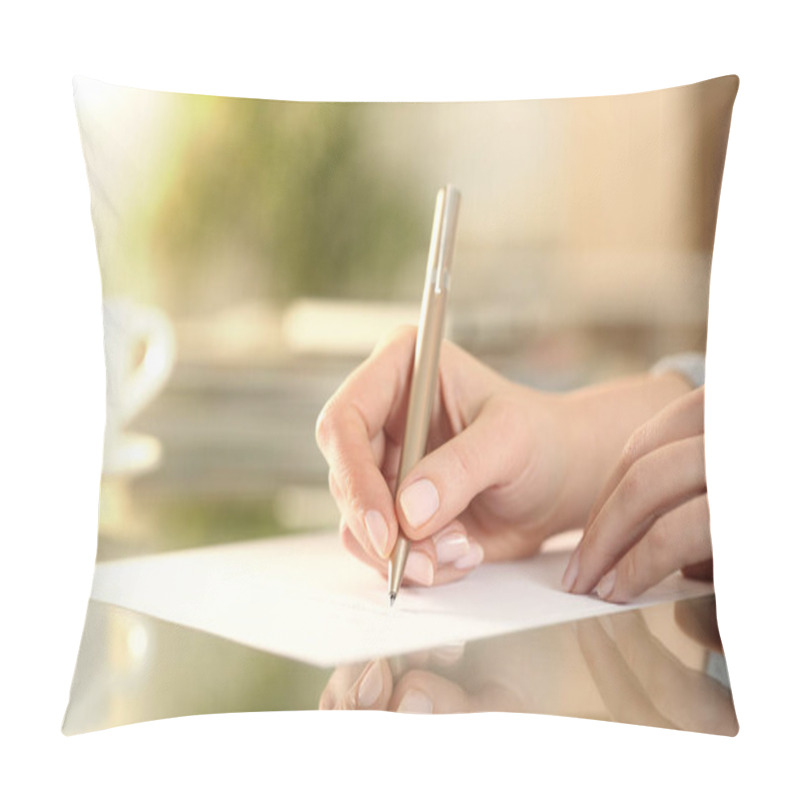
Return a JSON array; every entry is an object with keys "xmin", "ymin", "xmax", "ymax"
[{"xmin": 649, "ymin": 352, "xmax": 705, "ymax": 389}]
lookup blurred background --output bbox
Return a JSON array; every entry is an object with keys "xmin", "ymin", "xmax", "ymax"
[
  {"xmin": 65, "ymin": 76, "xmax": 735, "ymax": 733},
  {"xmin": 76, "ymin": 75, "xmax": 736, "ymax": 559}
]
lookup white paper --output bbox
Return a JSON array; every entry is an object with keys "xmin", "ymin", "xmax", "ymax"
[{"xmin": 90, "ymin": 530, "xmax": 713, "ymax": 667}]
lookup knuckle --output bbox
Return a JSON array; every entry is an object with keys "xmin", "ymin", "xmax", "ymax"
[
  {"xmin": 315, "ymin": 399, "xmax": 355, "ymax": 460},
  {"xmin": 621, "ymin": 425, "xmax": 649, "ymax": 470},
  {"xmin": 338, "ymin": 467, "xmax": 360, "ymax": 508},
  {"xmin": 315, "ymin": 401, "xmax": 337, "ymax": 449}
]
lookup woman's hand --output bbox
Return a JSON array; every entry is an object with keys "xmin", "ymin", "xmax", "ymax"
[
  {"xmin": 315, "ymin": 326, "xmax": 578, "ymax": 588},
  {"xmin": 563, "ymin": 386, "xmax": 711, "ymax": 603}
]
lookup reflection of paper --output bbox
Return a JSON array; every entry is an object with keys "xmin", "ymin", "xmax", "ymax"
[{"xmin": 91, "ymin": 530, "xmax": 713, "ymax": 667}]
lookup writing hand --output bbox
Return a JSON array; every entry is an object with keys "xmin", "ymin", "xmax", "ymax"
[{"xmin": 316, "ymin": 326, "xmax": 574, "ymax": 587}]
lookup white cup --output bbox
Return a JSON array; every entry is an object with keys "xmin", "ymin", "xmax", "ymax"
[{"xmin": 102, "ymin": 297, "xmax": 176, "ymax": 477}]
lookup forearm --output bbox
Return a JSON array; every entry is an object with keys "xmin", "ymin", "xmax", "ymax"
[{"xmin": 551, "ymin": 371, "xmax": 694, "ymax": 532}]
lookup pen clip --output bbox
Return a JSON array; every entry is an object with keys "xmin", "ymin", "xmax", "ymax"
[{"xmin": 429, "ymin": 185, "xmax": 460, "ymax": 294}]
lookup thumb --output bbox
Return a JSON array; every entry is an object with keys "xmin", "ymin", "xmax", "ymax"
[{"xmin": 395, "ymin": 399, "xmax": 523, "ymax": 540}]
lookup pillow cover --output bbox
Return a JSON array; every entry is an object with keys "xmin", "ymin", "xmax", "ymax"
[{"xmin": 64, "ymin": 75, "xmax": 738, "ymax": 735}]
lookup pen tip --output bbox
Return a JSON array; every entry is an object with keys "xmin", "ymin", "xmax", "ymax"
[{"xmin": 389, "ymin": 592, "xmax": 396, "ymax": 607}]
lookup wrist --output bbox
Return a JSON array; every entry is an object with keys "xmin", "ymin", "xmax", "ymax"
[
  {"xmin": 552, "ymin": 372, "xmax": 693, "ymax": 531},
  {"xmin": 547, "ymin": 391, "xmax": 600, "ymax": 532}
]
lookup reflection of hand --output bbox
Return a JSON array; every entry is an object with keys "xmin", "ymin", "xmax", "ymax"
[
  {"xmin": 563, "ymin": 387, "xmax": 711, "ymax": 603},
  {"xmin": 318, "ymin": 659, "xmax": 395, "ymax": 711},
  {"xmin": 674, "ymin": 595, "xmax": 723, "ymax": 653},
  {"xmin": 575, "ymin": 606, "xmax": 738, "ymax": 735},
  {"xmin": 316, "ymin": 326, "xmax": 576, "ymax": 588},
  {"xmin": 319, "ymin": 600, "xmax": 737, "ymax": 732},
  {"xmin": 318, "ymin": 646, "xmax": 520, "ymax": 713}
]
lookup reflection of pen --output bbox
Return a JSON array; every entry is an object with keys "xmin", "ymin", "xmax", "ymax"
[{"xmin": 388, "ymin": 185, "xmax": 461, "ymax": 606}]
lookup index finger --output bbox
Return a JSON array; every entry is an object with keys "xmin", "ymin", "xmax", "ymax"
[{"xmin": 315, "ymin": 327, "xmax": 417, "ymax": 558}]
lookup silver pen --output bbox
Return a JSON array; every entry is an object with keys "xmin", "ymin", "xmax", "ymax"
[{"xmin": 388, "ymin": 185, "xmax": 461, "ymax": 606}]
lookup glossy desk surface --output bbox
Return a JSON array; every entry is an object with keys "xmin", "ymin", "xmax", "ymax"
[{"xmin": 65, "ymin": 561, "xmax": 736, "ymax": 735}]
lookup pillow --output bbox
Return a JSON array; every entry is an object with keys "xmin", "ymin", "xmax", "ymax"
[{"xmin": 64, "ymin": 75, "xmax": 738, "ymax": 735}]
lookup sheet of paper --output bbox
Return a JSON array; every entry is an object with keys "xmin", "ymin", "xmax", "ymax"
[{"xmin": 90, "ymin": 530, "xmax": 713, "ymax": 667}]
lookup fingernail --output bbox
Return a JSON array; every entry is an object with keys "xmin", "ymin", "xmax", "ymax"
[
  {"xmin": 357, "ymin": 661, "xmax": 383, "ymax": 708},
  {"xmin": 399, "ymin": 479, "xmax": 439, "ymax": 528},
  {"xmin": 562, "ymin": 550, "xmax": 580, "ymax": 592},
  {"xmin": 596, "ymin": 569, "xmax": 616, "ymax": 600},
  {"xmin": 397, "ymin": 688, "xmax": 434, "ymax": 714},
  {"xmin": 404, "ymin": 551, "xmax": 435, "ymax": 586},
  {"xmin": 434, "ymin": 529, "xmax": 470, "ymax": 564},
  {"xmin": 454, "ymin": 540, "xmax": 484, "ymax": 571},
  {"xmin": 364, "ymin": 510, "xmax": 389, "ymax": 557}
]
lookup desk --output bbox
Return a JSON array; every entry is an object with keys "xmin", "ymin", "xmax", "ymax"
[{"xmin": 63, "ymin": 593, "xmax": 736, "ymax": 735}]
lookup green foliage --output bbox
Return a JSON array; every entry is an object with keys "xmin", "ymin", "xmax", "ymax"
[
  {"xmin": 150, "ymin": 495, "xmax": 285, "ymax": 550},
  {"xmin": 151, "ymin": 96, "xmax": 423, "ymax": 302}
]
